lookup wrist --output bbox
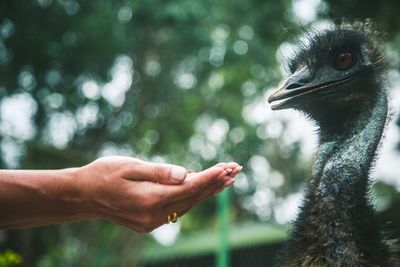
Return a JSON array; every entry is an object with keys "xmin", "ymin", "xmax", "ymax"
[{"xmin": 58, "ymin": 167, "xmax": 95, "ymax": 221}]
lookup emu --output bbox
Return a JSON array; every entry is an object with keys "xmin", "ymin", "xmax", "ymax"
[{"xmin": 268, "ymin": 22, "xmax": 397, "ymax": 266}]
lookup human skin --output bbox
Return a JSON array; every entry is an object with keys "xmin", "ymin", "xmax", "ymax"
[{"xmin": 0, "ymin": 156, "xmax": 242, "ymax": 233}]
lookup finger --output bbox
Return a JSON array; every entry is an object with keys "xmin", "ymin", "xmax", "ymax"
[
  {"xmin": 143, "ymin": 165, "xmax": 228, "ymax": 205},
  {"xmin": 196, "ymin": 176, "xmax": 234, "ymax": 199},
  {"xmin": 215, "ymin": 162, "xmax": 240, "ymax": 171},
  {"xmin": 184, "ymin": 162, "xmax": 237, "ymax": 178},
  {"xmin": 161, "ymin": 176, "xmax": 233, "ymax": 218},
  {"xmin": 228, "ymin": 165, "xmax": 243, "ymax": 177},
  {"xmin": 157, "ymin": 178, "xmax": 237, "ymax": 228},
  {"xmin": 217, "ymin": 162, "xmax": 240, "ymax": 176},
  {"xmin": 123, "ymin": 161, "xmax": 188, "ymax": 185},
  {"xmin": 214, "ymin": 178, "xmax": 235, "ymax": 195}
]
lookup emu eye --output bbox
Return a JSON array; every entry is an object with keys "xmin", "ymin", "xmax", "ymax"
[{"xmin": 334, "ymin": 52, "xmax": 354, "ymax": 70}]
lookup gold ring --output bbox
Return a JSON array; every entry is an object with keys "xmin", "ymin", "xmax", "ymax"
[
  {"xmin": 172, "ymin": 212, "xmax": 178, "ymax": 223},
  {"xmin": 166, "ymin": 212, "xmax": 178, "ymax": 224}
]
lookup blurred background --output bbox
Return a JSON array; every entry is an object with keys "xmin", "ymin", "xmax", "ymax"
[{"xmin": 0, "ymin": 0, "xmax": 400, "ymax": 266}]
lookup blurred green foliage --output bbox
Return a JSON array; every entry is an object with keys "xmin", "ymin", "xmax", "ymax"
[
  {"xmin": 0, "ymin": 250, "xmax": 22, "ymax": 267},
  {"xmin": 0, "ymin": 0, "xmax": 399, "ymax": 266}
]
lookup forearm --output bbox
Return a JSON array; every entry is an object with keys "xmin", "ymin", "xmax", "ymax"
[{"xmin": 0, "ymin": 168, "xmax": 91, "ymax": 229}]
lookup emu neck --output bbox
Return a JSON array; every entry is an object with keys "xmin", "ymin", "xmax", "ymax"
[
  {"xmin": 312, "ymin": 89, "xmax": 387, "ymax": 194},
  {"xmin": 283, "ymin": 89, "xmax": 389, "ymax": 266}
]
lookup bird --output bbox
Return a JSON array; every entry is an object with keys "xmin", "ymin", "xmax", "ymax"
[{"xmin": 268, "ymin": 21, "xmax": 398, "ymax": 266}]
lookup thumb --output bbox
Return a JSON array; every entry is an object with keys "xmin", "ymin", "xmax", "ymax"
[{"xmin": 124, "ymin": 161, "xmax": 188, "ymax": 185}]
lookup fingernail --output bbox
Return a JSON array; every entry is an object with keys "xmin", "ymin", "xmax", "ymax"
[
  {"xmin": 171, "ymin": 166, "xmax": 187, "ymax": 181},
  {"xmin": 226, "ymin": 168, "xmax": 232, "ymax": 174},
  {"xmin": 236, "ymin": 166, "xmax": 243, "ymax": 172}
]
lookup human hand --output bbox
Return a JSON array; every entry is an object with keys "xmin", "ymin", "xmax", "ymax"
[{"xmin": 76, "ymin": 156, "xmax": 242, "ymax": 232}]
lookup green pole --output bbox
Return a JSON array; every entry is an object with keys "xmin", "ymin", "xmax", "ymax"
[{"xmin": 217, "ymin": 188, "xmax": 230, "ymax": 267}]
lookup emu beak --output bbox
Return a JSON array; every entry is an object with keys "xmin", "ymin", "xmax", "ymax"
[{"xmin": 268, "ymin": 66, "xmax": 312, "ymax": 110}]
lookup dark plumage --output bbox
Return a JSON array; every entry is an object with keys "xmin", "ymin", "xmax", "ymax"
[{"xmin": 268, "ymin": 21, "xmax": 397, "ymax": 266}]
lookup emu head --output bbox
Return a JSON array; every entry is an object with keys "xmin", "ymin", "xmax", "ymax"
[{"xmin": 268, "ymin": 23, "xmax": 386, "ymax": 128}]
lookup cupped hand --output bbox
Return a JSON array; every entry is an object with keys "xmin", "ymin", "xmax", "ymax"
[{"xmin": 77, "ymin": 156, "xmax": 242, "ymax": 233}]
